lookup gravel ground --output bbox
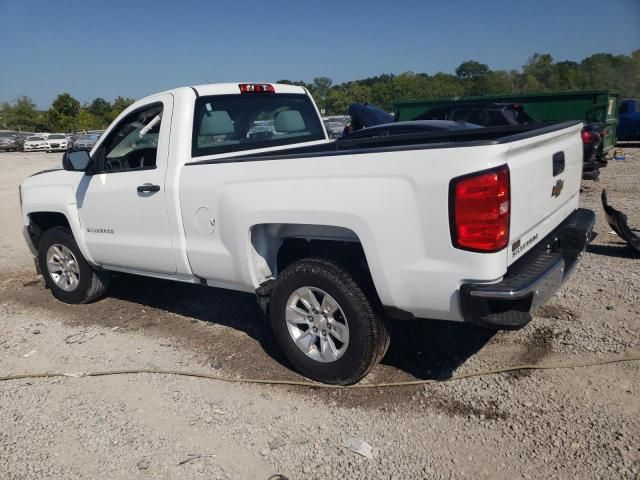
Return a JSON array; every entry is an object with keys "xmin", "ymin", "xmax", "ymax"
[{"xmin": 0, "ymin": 148, "xmax": 638, "ymax": 479}]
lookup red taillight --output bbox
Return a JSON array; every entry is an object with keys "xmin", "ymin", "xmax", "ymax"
[
  {"xmin": 239, "ymin": 83, "xmax": 275, "ymax": 94},
  {"xmin": 450, "ymin": 166, "xmax": 510, "ymax": 252},
  {"xmin": 581, "ymin": 130, "xmax": 594, "ymax": 144}
]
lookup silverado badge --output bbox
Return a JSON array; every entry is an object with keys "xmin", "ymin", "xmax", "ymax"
[{"xmin": 551, "ymin": 179, "xmax": 564, "ymax": 198}]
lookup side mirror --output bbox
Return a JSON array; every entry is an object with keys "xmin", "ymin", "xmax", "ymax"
[{"xmin": 62, "ymin": 150, "xmax": 91, "ymax": 172}]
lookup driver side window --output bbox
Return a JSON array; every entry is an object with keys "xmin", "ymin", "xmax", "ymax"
[{"xmin": 98, "ymin": 104, "xmax": 163, "ymax": 172}]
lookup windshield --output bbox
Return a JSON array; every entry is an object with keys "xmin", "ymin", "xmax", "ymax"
[
  {"xmin": 77, "ymin": 134, "xmax": 98, "ymax": 141},
  {"xmin": 49, "ymin": 134, "xmax": 66, "ymax": 139},
  {"xmin": 192, "ymin": 93, "xmax": 325, "ymax": 157},
  {"xmin": 28, "ymin": 136, "xmax": 44, "ymax": 141}
]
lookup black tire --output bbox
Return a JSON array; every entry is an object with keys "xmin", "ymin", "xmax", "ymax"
[
  {"xmin": 38, "ymin": 226, "xmax": 109, "ymax": 304},
  {"xmin": 269, "ymin": 258, "xmax": 389, "ymax": 385}
]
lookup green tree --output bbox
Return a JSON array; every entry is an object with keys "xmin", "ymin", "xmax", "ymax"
[
  {"xmin": 522, "ymin": 53, "xmax": 558, "ymax": 91},
  {"xmin": 455, "ymin": 61, "xmax": 489, "ymax": 80},
  {"xmin": 76, "ymin": 110, "xmax": 100, "ymax": 130},
  {"xmin": 632, "ymin": 49, "xmax": 640, "ymax": 97},
  {"xmin": 1, "ymin": 96, "xmax": 45, "ymax": 131},
  {"xmin": 521, "ymin": 74, "xmax": 542, "ymax": 92},
  {"xmin": 47, "ymin": 93, "xmax": 81, "ymax": 131},
  {"xmin": 312, "ymin": 76, "xmax": 333, "ymax": 109},
  {"xmin": 554, "ymin": 61, "xmax": 582, "ymax": 91},
  {"xmin": 51, "ymin": 93, "xmax": 81, "ymax": 117},
  {"xmin": 426, "ymin": 73, "xmax": 465, "ymax": 98},
  {"xmin": 106, "ymin": 96, "xmax": 135, "ymax": 123},
  {"xmin": 324, "ymin": 88, "xmax": 351, "ymax": 115},
  {"xmin": 483, "ymin": 70, "xmax": 516, "ymax": 94},
  {"xmin": 46, "ymin": 109, "xmax": 75, "ymax": 132},
  {"xmin": 455, "ymin": 61, "xmax": 491, "ymax": 96},
  {"xmin": 390, "ymin": 72, "xmax": 431, "ymax": 101},
  {"xmin": 87, "ymin": 97, "xmax": 111, "ymax": 118}
]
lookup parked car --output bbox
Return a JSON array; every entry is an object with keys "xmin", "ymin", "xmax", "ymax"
[
  {"xmin": 0, "ymin": 134, "xmax": 22, "ymax": 152},
  {"xmin": 247, "ymin": 120, "xmax": 276, "ymax": 140},
  {"xmin": 23, "ymin": 136, "xmax": 47, "ymax": 152},
  {"xmin": 86, "ymin": 130, "xmax": 106, "ymax": 140},
  {"xmin": 412, "ymin": 102, "xmax": 535, "ymax": 126},
  {"xmin": 45, "ymin": 134, "xmax": 69, "ymax": 152},
  {"xmin": 71, "ymin": 133, "xmax": 99, "ymax": 151},
  {"xmin": 617, "ymin": 99, "xmax": 640, "ymax": 141},
  {"xmin": 19, "ymin": 82, "xmax": 594, "ymax": 384}
]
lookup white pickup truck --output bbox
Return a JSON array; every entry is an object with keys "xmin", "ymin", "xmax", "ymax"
[{"xmin": 19, "ymin": 83, "xmax": 595, "ymax": 384}]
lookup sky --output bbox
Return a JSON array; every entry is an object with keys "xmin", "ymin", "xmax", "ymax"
[{"xmin": 1, "ymin": 0, "xmax": 638, "ymax": 109}]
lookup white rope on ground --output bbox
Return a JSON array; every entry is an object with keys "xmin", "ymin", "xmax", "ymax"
[{"xmin": 1, "ymin": 351, "xmax": 638, "ymax": 389}]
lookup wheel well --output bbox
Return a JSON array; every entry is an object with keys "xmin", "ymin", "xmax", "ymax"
[
  {"xmin": 249, "ymin": 224, "xmax": 371, "ymax": 287},
  {"xmin": 277, "ymin": 238, "xmax": 368, "ymax": 274},
  {"xmin": 28, "ymin": 212, "xmax": 70, "ymax": 249}
]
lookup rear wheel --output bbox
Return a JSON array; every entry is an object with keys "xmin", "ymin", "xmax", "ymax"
[
  {"xmin": 38, "ymin": 226, "xmax": 109, "ymax": 304},
  {"xmin": 269, "ymin": 258, "xmax": 388, "ymax": 385}
]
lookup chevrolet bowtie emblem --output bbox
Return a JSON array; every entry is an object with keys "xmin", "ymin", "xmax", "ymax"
[{"xmin": 551, "ymin": 179, "xmax": 564, "ymax": 198}]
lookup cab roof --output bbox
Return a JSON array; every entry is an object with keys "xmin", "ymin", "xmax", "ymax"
[
  {"xmin": 142, "ymin": 83, "xmax": 308, "ymax": 101},
  {"xmin": 189, "ymin": 83, "xmax": 308, "ymax": 96}
]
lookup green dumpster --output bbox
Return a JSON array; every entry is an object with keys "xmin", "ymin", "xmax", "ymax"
[{"xmin": 394, "ymin": 90, "xmax": 621, "ymax": 153}]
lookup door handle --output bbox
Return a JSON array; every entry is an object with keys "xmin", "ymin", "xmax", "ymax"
[{"xmin": 137, "ymin": 183, "xmax": 160, "ymax": 193}]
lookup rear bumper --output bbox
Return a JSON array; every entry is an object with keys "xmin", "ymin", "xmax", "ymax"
[{"xmin": 460, "ymin": 208, "xmax": 595, "ymax": 329}]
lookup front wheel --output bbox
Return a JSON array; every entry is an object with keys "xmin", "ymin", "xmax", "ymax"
[
  {"xmin": 269, "ymin": 258, "xmax": 389, "ymax": 385},
  {"xmin": 38, "ymin": 226, "xmax": 109, "ymax": 304}
]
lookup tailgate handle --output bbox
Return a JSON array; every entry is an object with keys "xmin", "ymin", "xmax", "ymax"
[{"xmin": 552, "ymin": 151, "xmax": 565, "ymax": 176}]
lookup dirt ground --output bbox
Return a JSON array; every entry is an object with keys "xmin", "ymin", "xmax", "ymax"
[{"xmin": 1, "ymin": 148, "xmax": 639, "ymax": 479}]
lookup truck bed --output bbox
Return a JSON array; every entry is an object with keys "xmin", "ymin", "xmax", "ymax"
[{"xmin": 188, "ymin": 121, "xmax": 581, "ymax": 165}]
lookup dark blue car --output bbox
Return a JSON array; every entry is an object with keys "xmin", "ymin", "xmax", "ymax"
[{"xmin": 618, "ymin": 99, "xmax": 640, "ymax": 141}]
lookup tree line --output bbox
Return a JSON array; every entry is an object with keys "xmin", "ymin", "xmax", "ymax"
[
  {"xmin": 1, "ymin": 50, "xmax": 638, "ymax": 131},
  {"xmin": 281, "ymin": 50, "xmax": 640, "ymax": 115},
  {"xmin": 0, "ymin": 94, "xmax": 135, "ymax": 133}
]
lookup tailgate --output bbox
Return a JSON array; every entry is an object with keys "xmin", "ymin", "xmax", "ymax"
[{"xmin": 506, "ymin": 122, "xmax": 583, "ymax": 265}]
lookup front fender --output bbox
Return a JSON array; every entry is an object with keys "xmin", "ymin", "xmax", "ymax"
[{"xmin": 20, "ymin": 171, "xmax": 97, "ymax": 266}]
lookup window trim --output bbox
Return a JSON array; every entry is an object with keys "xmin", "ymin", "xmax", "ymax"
[
  {"xmin": 191, "ymin": 93, "xmax": 325, "ymax": 158},
  {"xmin": 89, "ymin": 101, "xmax": 163, "ymax": 175}
]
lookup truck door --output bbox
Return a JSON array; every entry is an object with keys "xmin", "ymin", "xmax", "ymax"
[{"xmin": 77, "ymin": 95, "xmax": 177, "ymax": 274}]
